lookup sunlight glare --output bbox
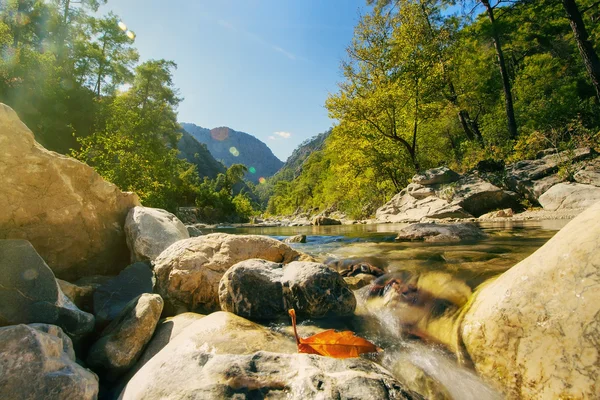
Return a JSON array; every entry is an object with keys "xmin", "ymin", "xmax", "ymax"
[
  {"xmin": 126, "ymin": 30, "xmax": 136, "ymax": 40},
  {"xmin": 249, "ymin": 167, "xmax": 256, "ymax": 174},
  {"xmin": 259, "ymin": 177, "xmax": 266, "ymax": 184},
  {"xmin": 118, "ymin": 21, "xmax": 127, "ymax": 31},
  {"xmin": 229, "ymin": 147, "xmax": 240, "ymax": 157}
]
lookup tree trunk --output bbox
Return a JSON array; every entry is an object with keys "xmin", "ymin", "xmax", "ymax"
[
  {"xmin": 563, "ymin": 0, "xmax": 600, "ymax": 102},
  {"xmin": 482, "ymin": 0, "xmax": 518, "ymax": 140}
]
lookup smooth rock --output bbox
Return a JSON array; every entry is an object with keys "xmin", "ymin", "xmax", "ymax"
[
  {"xmin": 282, "ymin": 261, "xmax": 356, "ymax": 318},
  {"xmin": 87, "ymin": 293, "xmax": 163, "ymax": 380},
  {"xmin": 395, "ymin": 223, "xmax": 485, "ymax": 243},
  {"xmin": 186, "ymin": 224, "xmax": 203, "ymax": 237},
  {"xmin": 0, "ymin": 103, "xmax": 140, "ymax": 280},
  {"xmin": 283, "ymin": 234, "xmax": 307, "ymax": 243},
  {"xmin": 461, "ymin": 201, "xmax": 600, "ymax": 399},
  {"xmin": 125, "ymin": 206, "xmax": 189, "ymax": 262},
  {"xmin": 405, "ymin": 183, "xmax": 436, "ymax": 199},
  {"xmin": 478, "ymin": 208, "xmax": 514, "ymax": 220},
  {"xmin": 344, "ymin": 273, "xmax": 376, "ymax": 290},
  {"xmin": 538, "ymin": 182, "xmax": 600, "ymax": 210},
  {"xmin": 412, "ymin": 167, "xmax": 460, "ymax": 186},
  {"xmin": 218, "ymin": 259, "xmax": 285, "ymax": 319},
  {"xmin": 312, "ymin": 216, "xmax": 342, "ymax": 225},
  {"xmin": 0, "ymin": 324, "xmax": 98, "ymax": 400},
  {"xmin": 0, "ymin": 240, "xmax": 95, "ymax": 338},
  {"xmin": 93, "ymin": 261, "xmax": 155, "ymax": 327},
  {"xmin": 376, "ymin": 193, "xmax": 472, "ymax": 223},
  {"xmin": 154, "ymin": 233, "xmax": 309, "ymax": 314},
  {"xmin": 448, "ymin": 174, "xmax": 520, "ymax": 217}
]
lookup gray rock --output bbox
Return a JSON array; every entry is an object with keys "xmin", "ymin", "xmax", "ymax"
[
  {"xmin": 0, "ymin": 240, "xmax": 95, "ymax": 338},
  {"xmin": 186, "ymin": 224, "xmax": 203, "ymax": 237},
  {"xmin": 283, "ymin": 234, "xmax": 307, "ymax": 243},
  {"xmin": 448, "ymin": 174, "xmax": 520, "ymax": 217},
  {"xmin": 125, "ymin": 206, "xmax": 189, "ymax": 263},
  {"xmin": 219, "ymin": 259, "xmax": 285, "ymax": 319},
  {"xmin": 219, "ymin": 260, "xmax": 356, "ymax": 319},
  {"xmin": 376, "ymin": 193, "xmax": 472, "ymax": 223},
  {"xmin": 574, "ymin": 168, "xmax": 600, "ymax": 187},
  {"xmin": 0, "ymin": 103, "xmax": 140, "ymax": 281},
  {"xmin": 395, "ymin": 223, "xmax": 485, "ymax": 243},
  {"xmin": 87, "ymin": 293, "xmax": 163, "ymax": 380},
  {"xmin": 412, "ymin": 167, "xmax": 460, "ymax": 186},
  {"xmin": 93, "ymin": 261, "xmax": 155, "ymax": 327},
  {"xmin": 312, "ymin": 216, "xmax": 342, "ymax": 225},
  {"xmin": 406, "ymin": 183, "xmax": 436, "ymax": 199},
  {"xmin": 0, "ymin": 324, "xmax": 98, "ymax": 400},
  {"xmin": 538, "ymin": 182, "xmax": 600, "ymax": 210},
  {"xmin": 282, "ymin": 261, "xmax": 356, "ymax": 318},
  {"xmin": 478, "ymin": 208, "xmax": 514, "ymax": 220}
]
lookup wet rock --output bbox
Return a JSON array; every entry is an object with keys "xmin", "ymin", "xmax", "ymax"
[
  {"xmin": 87, "ymin": 293, "xmax": 163, "ymax": 381},
  {"xmin": 0, "ymin": 324, "xmax": 98, "ymax": 400},
  {"xmin": 219, "ymin": 260, "xmax": 356, "ymax": 319},
  {"xmin": 461, "ymin": 200, "xmax": 600, "ymax": 399},
  {"xmin": 120, "ymin": 312, "xmax": 417, "ymax": 400},
  {"xmin": 0, "ymin": 103, "xmax": 140, "ymax": 281},
  {"xmin": 448, "ymin": 174, "xmax": 520, "ymax": 217},
  {"xmin": 478, "ymin": 208, "xmax": 514, "ymax": 220},
  {"xmin": 344, "ymin": 273, "xmax": 377, "ymax": 290},
  {"xmin": 0, "ymin": 240, "xmax": 95, "ymax": 338},
  {"xmin": 154, "ymin": 233, "xmax": 310, "ymax": 314},
  {"xmin": 219, "ymin": 259, "xmax": 285, "ymax": 320},
  {"xmin": 338, "ymin": 262, "xmax": 385, "ymax": 277},
  {"xmin": 125, "ymin": 206, "xmax": 189, "ymax": 263},
  {"xmin": 412, "ymin": 167, "xmax": 460, "ymax": 186},
  {"xmin": 282, "ymin": 261, "xmax": 356, "ymax": 318},
  {"xmin": 538, "ymin": 182, "xmax": 600, "ymax": 210},
  {"xmin": 376, "ymin": 193, "xmax": 472, "ymax": 223},
  {"xmin": 312, "ymin": 216, "xmax": 342, "ymax": 225},
  {"xmin": 93, "ymin": 261, "xmax": 155, "ymax": 327},
  {"xmin": 284, "ymin": 234, "xmax": 307, "ymax": 243},
  {"xmin": 395, "ymin": 223, "xmax": 485, "ymax": 243}
]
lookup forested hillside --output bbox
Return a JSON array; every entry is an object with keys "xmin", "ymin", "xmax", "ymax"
[
  {"xmin": 181, "ymin": 123, "xmax": 283, "ymax": 184},
  {"xmin": 268, "ymin": 0, "xmax": 600, "ymax": 218},
  {"xmin": 0, "ymin": 0, "xmax": 258, "ymax": 220}
]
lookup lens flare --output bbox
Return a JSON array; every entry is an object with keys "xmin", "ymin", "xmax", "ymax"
[
  {"xmin": 249, "ymin": 167, "xmax": 256, "ymax": 174},
  {"xmin": 211, "ymin": 127, "xmax": 229, "ymax": 141},
  {"xmin": 229, "ymin": 147, "xmax": 240, "ymax": 157},
  {"xmin": 126, "ymin": 30, "xmax": 135, "ymax": 40},
  {"xmin": 118, "ymin": 21, "xmax": 127, "ymax": 31},
  {"xmin": 259, "ymin": 177, "xmax": 266, "ymax": 184}
]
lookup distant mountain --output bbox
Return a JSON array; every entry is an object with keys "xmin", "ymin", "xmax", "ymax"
[
  {"xmin": 177, "ymin": 130, "xmax": 226, "ymax": 179},
  {"xmin": 181, "ymin": 123, "xmax": 283, "ymax": 183}
]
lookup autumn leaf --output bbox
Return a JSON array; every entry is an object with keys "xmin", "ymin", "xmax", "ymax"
[{"xmin": 288, "ymin": 309, "xmax": 382, "ymax": 359}]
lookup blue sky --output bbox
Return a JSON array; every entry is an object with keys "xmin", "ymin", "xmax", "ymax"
[{"xmin": 98, "ymin": 0, "xmax": 367, "ymax": 161}]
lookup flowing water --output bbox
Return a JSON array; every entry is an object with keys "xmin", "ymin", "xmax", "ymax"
[{"xmin": 207, "ymin": 220, "xmax": 567, "ymax": 399}]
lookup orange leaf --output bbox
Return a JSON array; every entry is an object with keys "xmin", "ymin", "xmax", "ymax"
[{"xmin": 288, "ymin": 309, "xmax": 382, "ymax": 359}]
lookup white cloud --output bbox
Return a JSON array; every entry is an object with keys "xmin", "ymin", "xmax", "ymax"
[
  {"xmin": 274, "ymin": 131, "xmax": 292, "ymax": 139},
  {"xmin": 268, "ymin": 136, "xmax": 277, "ymax": 140}
]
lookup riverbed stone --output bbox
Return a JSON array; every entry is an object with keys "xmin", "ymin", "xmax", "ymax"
[
  {"xmin": 125, "ymin": 206, "xmax": 189, "ymax": 262},
  {"xmin": 93, "ymin": 261, "xmax": 155, "ymax": 327},
  {"xmin": 395, "ymin": 223, "xmax": 485, "ymax": 243},
  {"xmin": 154, "ymin": 233, "xmax": 310, "ymax": 314},
  {"xmin": 312, "ymin": 216, "xmax": 342, "ymax": 225},
  {"xmin": 412, "ymin": 167, "xmax": 460, "ymax": 186},
  {"xmin": 86, "ymin": 293, "xmax": 163, "ymax": 380},
  {"xmin": 461, "ymin": 200, "xmax": 600, "ymax": 399},
  {"xmin": 284, "ymin": 234, "xmax": 307, "ymax": 243},
  {"xmin": 119, "ymin": 311, "xmax": 416, "ymax": 400},
  {"xmin": 0, "ymin": 103, "xmax": 140, "ymax": 281},
  {"xmin": 538, "ymin": 182, "xmax": 600, "ymax": 210},
  {"xmin": 0, "ymin": 324, "xmax": 98, "ymax": 400},
  {"xmin": 218, "ymin": 259, "xmax": 285, "ymax": 319},
  {"xmin": 344, "ymin": 273, "xmax": 377, "ymax": 290},
  {"xmin": 0, "ymin": 240, "xmax": 95, "ymax": 338}
]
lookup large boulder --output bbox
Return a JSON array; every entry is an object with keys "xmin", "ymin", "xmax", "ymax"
[
  {"xmin": 219, "ymin": 260, "xmax": 356, "ymax": 319},
  {"xmin": 461, "ymin": 201, "xmax": 600, "ymax": 399},
  {"xmin": 86, "ymin": 294, "xmax": 163, "ymax": 380},
  {"xmin": 125, "ymin": 206, "xmax": 189, "ymax": 262},
  {"xmin": 93, "ymin": 261, "xmax": 155, "ymax": 327},
  {"xmin": 312, "ymin": 216, "xmax": 342, "ymax": 225},
  {"xmin": 376, "ymin": 193, "xmax": 472, "ymax": 223},
  {"xmin": 0, "ymin": 324, "xmax": 98, "ymax": 400},
  {"xmin": 119, "ymin": 312, "xmax": 418, "ymax": 400},
  {"xmin": 412, "ymin": 167, "xmax": 460, "ymax": 186},
  {"xmin": 0, "ymin": 103, "xmax": 140, "ymax": 280},
  {"xmin": 0, "ymin": 240, "xmax": 95, "ymax": 338},
  {"xmin": 538, "ymin": 182, "xmax": 600, "ymax": 211},
  {"xmin": 448, "ymin": 174, "xmax": 520, "ymax": 217},
  {"xmin": 283, "ymin": 234, "xmax": 307, "ymax": 243},
  {"xmin": 154, "ymin": 233, "xmax": 310, "ymax": 314},
  {"xmin": 395, "ymin": 223, "xmax": 486, "ymax": 243}
]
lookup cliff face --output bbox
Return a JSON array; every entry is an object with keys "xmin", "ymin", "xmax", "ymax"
[
  {"xmin": 181, "ymin": 123, "xmax": 283, "ymax": 183},
  {"xmin": 177, "ymin": 130, "xmax": 226, "ymax": 179}
]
